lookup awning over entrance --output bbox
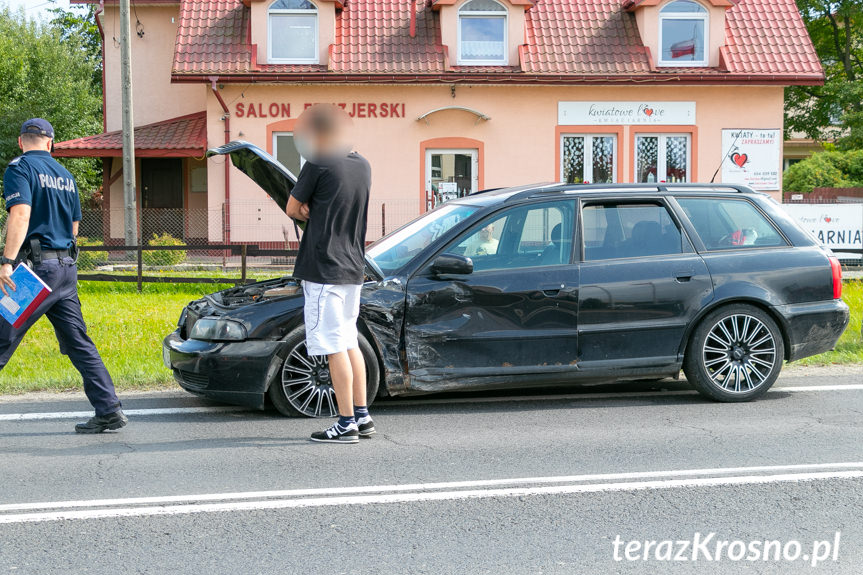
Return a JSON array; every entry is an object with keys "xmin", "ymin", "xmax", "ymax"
[{"xmin": 53, "ymin": 112, "xmax": 207, "ymax": 158}]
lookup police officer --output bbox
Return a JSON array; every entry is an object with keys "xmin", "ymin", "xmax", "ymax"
[{"xmin": 0, "ymin": 118, "xmax": 127, "ymax": 433}]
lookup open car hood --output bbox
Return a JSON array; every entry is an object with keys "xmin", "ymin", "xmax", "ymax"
[{"xmin": 206, "ymin": 140, "xmax": 297, "ymax": 212}]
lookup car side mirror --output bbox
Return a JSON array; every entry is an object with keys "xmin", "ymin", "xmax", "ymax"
[{"xmin": 431, "ymin": 253, "xmax": 473, "ymax": 276}]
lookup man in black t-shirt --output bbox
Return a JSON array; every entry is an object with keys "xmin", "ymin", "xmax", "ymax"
[{"xmin": 286, "ymin": 105, "xmax": 373, "ymax": 444}]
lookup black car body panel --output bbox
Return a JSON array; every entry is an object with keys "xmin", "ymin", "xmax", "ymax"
[{"xmin": 164, "ymin": 142, "xmax": 850, "ymax": 411}]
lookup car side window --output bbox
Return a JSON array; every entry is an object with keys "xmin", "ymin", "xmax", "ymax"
[
  {"xmin": 448, "ymin": 201, "xmax": 575, "ymax": 271},
  {"xmin": 582, "ymin": 202, "xmax": 683, "ymax": 261},
  {"xmin": 677, "ymin": 198, "xmax": 787, "ymax": 250}
]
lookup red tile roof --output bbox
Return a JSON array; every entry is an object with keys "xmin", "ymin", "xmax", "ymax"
[
  {"xmin": 329, "ymin": 0, "xmax": 445, "ymax": 74},
  {"xmin": 520, "ymin": 0, "xmax": 650, "ymax": 75},
  {"xmin": 170, "ymin": 0, "xmax": 823, "ymax": 85},
  {"xmin": 53, "ymin": 112, "xmax": 207, "ymax": 157},
  {"xmin": 723, "ymin": 0, "xmax": 822, "ymax": 76}
]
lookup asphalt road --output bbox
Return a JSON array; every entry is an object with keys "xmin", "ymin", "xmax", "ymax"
[{"xmin": 1, "ymin": 369, "xmax": 862, "ymax": 574}]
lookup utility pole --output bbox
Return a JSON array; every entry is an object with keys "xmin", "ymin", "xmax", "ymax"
[{"xmin": 119, "ymin": 0, "xmax": 138, "ymax": 249}]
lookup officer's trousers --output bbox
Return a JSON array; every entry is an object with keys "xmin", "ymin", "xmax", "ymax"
[{"xmin": 0, "ymin": 257, "xmax": 121, "ymax": 416}]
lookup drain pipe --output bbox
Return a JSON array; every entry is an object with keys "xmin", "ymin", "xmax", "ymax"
[{"xmin": 210, "ymin": 77, "xmax": 231, "ymax": 243}]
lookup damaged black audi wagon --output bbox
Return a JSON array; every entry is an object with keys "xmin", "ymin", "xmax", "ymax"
[{"xmin": 162, "ymin": 141, "xmax": 850, "ymax": 417}]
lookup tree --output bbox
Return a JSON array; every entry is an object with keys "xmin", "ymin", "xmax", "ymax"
[
  {"xmin": 786, "ymin": 1, "xmax": 863, "ymax": 150},
  {"xmin": 0, "ymin": 6, "xmax": 102, "ymax": 200},
  {"xmin": 783, "ymin": 149, "xmax": 863, "ymax": 192},
  {"xmin": 49, "ymin": 4, "xmax": 103, "ymax": 91}
]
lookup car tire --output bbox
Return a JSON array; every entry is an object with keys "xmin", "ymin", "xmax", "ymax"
[
  {"xmin": 268, "ymin": 325, "xmax": 381, "ymax": 418},
  {"xmin": 683, "ymin": 304, "xmax": 784, "ymax": 402}
]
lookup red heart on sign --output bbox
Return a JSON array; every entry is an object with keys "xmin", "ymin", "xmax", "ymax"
[
  {"xmin": 824, "ymin": 217, "xmax": 832, "ymax": 223},
  {"xmin": 644, "ymin": 108, "xmax": 654, "ymax": 117},
  {"xmin": 732, "ymin": 153, "xmax": 748, "ymax": 168}
]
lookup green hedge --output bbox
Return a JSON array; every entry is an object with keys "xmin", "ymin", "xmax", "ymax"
[
  {"xmin": 75, "ymin": 236, "xmax": 107, "ymax": 270},
  {"xmin": 783, "ymin": 150, "xmax": 863, "ymax": 193},
  {"xmin": 142, "ymin": 233, "xmax": 186, "ymax": 267}
]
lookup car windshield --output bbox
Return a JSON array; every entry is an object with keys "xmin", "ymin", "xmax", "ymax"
[{"xmin": 367, "ymin": 203, "xmax": 479, "ymax": 276}]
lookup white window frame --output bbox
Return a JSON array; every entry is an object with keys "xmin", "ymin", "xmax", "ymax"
[
  {"xmin": 425, "ymin": 148, "xmax": 479, "ymax": 209},
  {"xmin": 560, "ymin": 134, "xmax": 618, "ymax": 184},
  {"xmin": 272, "ymin": 132, "xmax": 306, "ymax": 176},
  {"xmin": 457, "ymin": 0, "xmax": 508, "ymax": 66},
  {"xmin": 657, "ymin": 0, "xmax": 709, "ymax": 68},
  {"xmin": 267, "ymin": 0, "xmax": 319, "ymax": 65},
  {"xmin": 634, "ymin": 133, "xmax": 692, "ymax": 184}
]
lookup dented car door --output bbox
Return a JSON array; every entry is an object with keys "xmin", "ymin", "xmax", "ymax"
[{"xmin": 403, "ymin": 200, "xmax": 579, "ymax": 390}]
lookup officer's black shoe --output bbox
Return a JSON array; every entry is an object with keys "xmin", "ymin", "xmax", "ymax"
[{"xmin": 74, "ymin": 410, "xmax": 128, "ymax": 434}]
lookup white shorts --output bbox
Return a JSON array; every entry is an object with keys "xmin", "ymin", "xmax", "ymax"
[{"xmin": 302, "ymin": 281, "xmax": 362, "ymax": 356}]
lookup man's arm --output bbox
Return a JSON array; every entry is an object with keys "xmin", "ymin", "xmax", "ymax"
[
  {"xmin": 286, "ymin": 196, "xmax": 310, "ymax": 221},
  {"xmin": 287, "ymin": 162, "xmax": 320, "ymax": 221},
  {"xmin": 73, "ymin": 221, "xmax": 79, "ymax": 236},
  {"xmin": 0, "ymin": 204, "xmax": 32, "ymax": 295}
]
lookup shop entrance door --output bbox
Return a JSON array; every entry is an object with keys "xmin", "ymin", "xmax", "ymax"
[{"xmin": 425, "ymin": 149, "xmax": 478, "ymax": 210}]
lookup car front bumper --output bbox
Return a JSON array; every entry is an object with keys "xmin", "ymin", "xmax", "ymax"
[
  {"xmin": 162, "ymin": 330, "xmax": 287, "ymax": 410},
  {"xmin": 772, "ymin": 299, "xmax": 851, "ymax": 362}
]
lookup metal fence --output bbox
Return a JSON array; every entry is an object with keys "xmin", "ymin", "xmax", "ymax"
[
  {"xmin": 41, "ymin": 198, "xmax": 423, "ymax": 287},
  {"xmin": 78, "ymin": 199, "xmax": 419, "ymax": 248}
]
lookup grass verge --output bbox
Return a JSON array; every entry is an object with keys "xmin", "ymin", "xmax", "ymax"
[{"xmin": 0, "ymin": 278, "xmax": 860, "ymax": 395}]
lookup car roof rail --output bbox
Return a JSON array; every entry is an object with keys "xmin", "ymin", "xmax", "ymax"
[
  {"xmin": 504, "ymin": 182, "xmax": 757, "ymax": 203},
  {"xmin": 470, "ymin": 187, "xmax": 504, "ymax": 195}
]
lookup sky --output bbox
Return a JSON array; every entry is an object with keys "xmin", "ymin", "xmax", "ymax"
[{"xmin": 2, "ymin": 0, "xmax": 74, "ymax": 21}]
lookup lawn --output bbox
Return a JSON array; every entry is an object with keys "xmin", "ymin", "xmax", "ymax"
[
  {"xmin": 0, "ymin": 279, "xmax": 241, "ymax": 394},
  {"xmin": 0, "ymin": 278, "xmax": 860, "ymax": 395}
]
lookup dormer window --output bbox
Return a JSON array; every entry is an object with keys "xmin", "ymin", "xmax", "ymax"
[
  {"xmin": 658, "ymin": 1, "xmax": 708, "ymax": 67},
  {"xmin": 268, "ymin": 0, "xmax": 318, "ymax": 64},
  {"xmin": 458, "ymin": 0, "xmax": 508, "ymax": 65}
]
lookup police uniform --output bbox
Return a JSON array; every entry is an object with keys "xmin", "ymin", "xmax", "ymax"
[{"xmin": 1, "ymin": 120, "xmax": 124, "ymax": 430}]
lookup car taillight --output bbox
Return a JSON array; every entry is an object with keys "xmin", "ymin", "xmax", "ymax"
[{"xmin": 829, "ymin": 256, "xmax": 842, "ymax": 299}]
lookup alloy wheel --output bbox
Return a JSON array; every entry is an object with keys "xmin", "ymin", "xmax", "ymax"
[
  {"xmin": 280, "ymin": 341, "xmax": 338, "ymax": 418},
  {"xmin": 701, "ymin": 313, "xmax": 777, "ymax": 393}
]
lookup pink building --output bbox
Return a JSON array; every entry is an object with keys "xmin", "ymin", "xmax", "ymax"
[{"xmin": 54, "ymin": 0, "xmax": 822, "ymax": 245}]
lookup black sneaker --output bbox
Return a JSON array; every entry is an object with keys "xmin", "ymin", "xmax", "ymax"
[
  {"xmin": 310, "ymin": 422, "xmax": 359, "ymax": 444},
  {"xmin": 75, "ymin": 410, "xmax": 128, "ymax": 434},
  {"xmin": 357, "ymin": 415, "xmax": 376, "ymax": 437}
]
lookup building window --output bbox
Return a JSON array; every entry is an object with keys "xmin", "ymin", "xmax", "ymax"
[
  {"xmin": 658, "ymin": 0, "xmax": 708, "ymax": 66},
  {"xmin": 268, "ymin": 0, "xmax": 318, "ymax": 64},
  {"xmin": 458, "ymin": 0, "xmax": 507, "ymax": 65},
  {"xmin": 273, "ymin": 132, "xmax": 304, "ymax": 176},
  {"xmin": 635, "ymin": 134, "xmax": 690, "ymax": 183},
  {"xmin": 561, "ymin": 135, "xmax": 617, "ymax": 184}
]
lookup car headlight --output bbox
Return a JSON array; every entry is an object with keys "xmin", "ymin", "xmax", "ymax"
[{"xmin": 189, "ymin": 318, "xmax": 248, "ymax": 341}]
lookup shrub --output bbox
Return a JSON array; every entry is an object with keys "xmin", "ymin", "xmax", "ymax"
[
  {"xmin": 783, "ymin": 150, "xmax": 863, "ymax": 193},
  {"xmin": 75, "ymin": 236, "xmax": 107, "ymax": 270},
  {"xmin": 142, "ymin": 233, "xmax": 186, "ymax": 267}
]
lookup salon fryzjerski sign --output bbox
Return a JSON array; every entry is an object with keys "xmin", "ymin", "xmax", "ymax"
[{"xmin": 558, "ymin": 101, "xmax": 696, "ymax": 125}]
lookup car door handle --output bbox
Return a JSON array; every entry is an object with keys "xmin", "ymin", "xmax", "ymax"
[
  {"xmin": 674, "ymin": 270, "xmax": 693, "ymax": 283},
  {"xmin": 541, "ymin": 283, "xmax": 565, "ymax": 296}
]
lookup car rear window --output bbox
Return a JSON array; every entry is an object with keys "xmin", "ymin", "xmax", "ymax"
[
  {"xmin": 582, "ymin": 202, "xmax": 683, "ymax": 261},
  {"xmin": 676, "ymin": 198, "xmax": 787, "ymax": 250}
]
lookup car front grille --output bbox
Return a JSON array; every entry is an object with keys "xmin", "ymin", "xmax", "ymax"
[{"xmin": 174, "ymin": 369, "xmax": 209, "ymax": 390}]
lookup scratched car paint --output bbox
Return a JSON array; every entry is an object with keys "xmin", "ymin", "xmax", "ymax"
[{"xmin": 163, "ymin": 141, "xmax": 850, "ymax": 418}]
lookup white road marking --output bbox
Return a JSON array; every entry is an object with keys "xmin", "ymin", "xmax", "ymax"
[
  {"xmin": 0, "ymin": 384, "xmax": 861, "ymax": 421},
  {"xmin": 0, "ymin": 406, "xmax": 250, "ymax": 422},
  {"xmin": 777, "ymin": 384, "xmax": 863, "ymax": 392},
  {"xmin": 1, "ymin": 467, "xmax": 861, "ymax": 524},
  {"xmin": 1, "ymin": 461, "xmax": 861, "ymax": 513}
]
